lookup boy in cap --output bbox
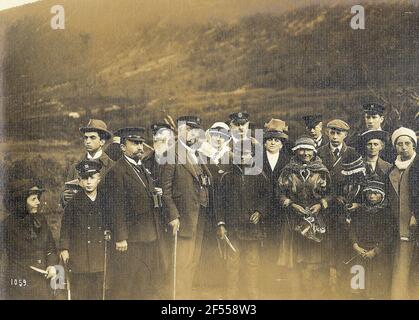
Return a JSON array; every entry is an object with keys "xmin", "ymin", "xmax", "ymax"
[
  {"xmin": 62, "ymin": 119, "xmax": 114, "ymax": 207},
  {"xmin": 317, "ymin": 119, "xmax": 360, "ymax": 295},
  {"xmin": 318, "ymin": 119, "xmax": 360, "ymax": 187},
  {"xmin": 59, "ymin": 160, "xmax": 107, "ymax": 300},
  {"xmin": 302, "ymin": 114, "xmax": 328, "ymax": 149},
  {"xmin": 363, "ymin": 103, "xmax": 385, "ymax": 131},
  {"xmin": 348, "ymin": 178, "xmax": 392, "ymax": 299},
  {"xmin": 103, "ymin": 127, "xmax": 163, "ymax": 299}
]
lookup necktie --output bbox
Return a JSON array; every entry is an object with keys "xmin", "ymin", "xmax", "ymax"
[
  {"xmin": 333, "ymin": 148, "xmax": 340, "ymax": 159},
  {"xmin": 366, "ymin": 162, "xmax": 374, "ymax": 174}
]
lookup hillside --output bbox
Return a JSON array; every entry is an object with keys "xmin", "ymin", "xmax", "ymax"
[{"xmin": 0, "ymin": 0, "xmax": 418, "ymax": 140}]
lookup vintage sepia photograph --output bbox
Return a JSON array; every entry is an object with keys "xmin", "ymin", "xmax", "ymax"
[{"xmin": 0, "ymin": 0, "xmax": 418, "ymax": 303}]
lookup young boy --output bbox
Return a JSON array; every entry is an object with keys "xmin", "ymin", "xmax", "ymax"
[
  {"xmin": 59, "ymin": 160, "xmax": 108, "ymax": 300},
  {"xmin": 348, "ymin": 179, "xmax": 392, "ymax": 299}
]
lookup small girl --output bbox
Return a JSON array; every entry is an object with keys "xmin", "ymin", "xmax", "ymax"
[{"xmin": 348, "ymin": 178, "xmax": 392, "ymax": 299}]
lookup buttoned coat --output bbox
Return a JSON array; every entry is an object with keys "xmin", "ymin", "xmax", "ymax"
[
  {"xmin": 103, "ymin": 157, "xmax": 160, "ymax": 243},
  {"xmin": 59, "ymin": 190, "xmax": 106, "ymax": 273}
]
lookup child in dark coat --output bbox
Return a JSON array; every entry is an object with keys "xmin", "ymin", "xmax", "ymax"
[{"xmin": 348, "ymin": 178, "xmax": 392, "ymax": 299}]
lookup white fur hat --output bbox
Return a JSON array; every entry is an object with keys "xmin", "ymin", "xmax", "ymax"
[{"xmin": 391, "ymin": 127, "xmax": 417, "ymax": 147}]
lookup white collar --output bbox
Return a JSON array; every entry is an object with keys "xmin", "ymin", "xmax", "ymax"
[
  {"xmin": 180, "ymin": 140, "xmax": 198, "ymax": 163},
  {"xmin": 266, "ymin": 151, "xmax": 280, "ymax": 170},
  {"xmin": 124, "ymin": 155, "xmax": 142, "ymax": 166},
  {"xmin": 87, "ymin": 150, "xmax": 103, "ymax": 160},
  {"xmin": 395, "ymin": 152, "xmax": 416, "ymax": 171},
  {"xmin": 315, "ymin": 135, "xmax": 322, "ymax": 143},
  {"xmin": 86, "ymin": 192, "xmax": 97, "ymax": 202},
  {"xmin": 330, "ymin": 143, "xmax": 343, "ymax": 153}
]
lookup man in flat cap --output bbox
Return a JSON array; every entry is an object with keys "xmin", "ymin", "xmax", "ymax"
[
  {"xmin": 61, "ymin": 119, "xmax": 114, "ymax": 207},
  {"xmin": 317, "ymin": 119, "xmax": 360, "ymax": 296},
  {"xmin": 59, "ymin": 160, "xmax": 107, "ymax": 300},
  {"xmin": 161, "ymin": 116, "xmax": 212, "ymax": 299},
  {"xmin": 103, "ymin": 127, "xmax": 163, "ymax": 299},
  {"xmin": 302, "ymin": 114, "xmax": 329, "ymax": 149}
]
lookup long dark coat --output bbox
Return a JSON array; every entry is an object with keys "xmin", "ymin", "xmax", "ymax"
[
  {"xmin": 348, "ymin": 202, "xmax": 392, "ymax": 298},
  {"xmin": 262, "ymin": 149, "xmax": 289, "ymax": 237},
  {"xmin": 103, "ymin": 157, "xmax": 161, "ymax": 243},
  {"xmin": 217, "ymin": 164, "xmax": 269, "ymax": 241},
  {"xmin": 2, "ymin": 214, "xmax": 58, "ymax": 299}
]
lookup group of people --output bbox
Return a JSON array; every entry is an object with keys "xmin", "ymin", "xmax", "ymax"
[{"xmin": 1, "ymin": 102, "xmax": 419, "ymax": 300}]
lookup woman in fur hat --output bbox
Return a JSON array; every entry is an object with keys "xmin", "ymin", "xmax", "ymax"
[{"xmin": 277, "ymin": 136, "xmax": 331, "ymax": 299}]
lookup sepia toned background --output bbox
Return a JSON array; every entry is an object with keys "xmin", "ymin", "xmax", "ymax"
[{"xmin": 0, "ymin": 0, "xmax": 418, "ymax": 299}]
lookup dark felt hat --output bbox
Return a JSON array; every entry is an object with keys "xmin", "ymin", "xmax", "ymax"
[{"xmin": 302, "ymin": 114, "xmax": 323, "ymax": 128}]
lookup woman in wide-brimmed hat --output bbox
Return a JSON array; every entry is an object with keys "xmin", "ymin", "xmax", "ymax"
[
  {"xmin": 2, "ymin": 179, "xmax": 58, "ymax": 300},
  {"xmin": 277, "ymin": 136, "xmax": 331, "ymax": 299}
]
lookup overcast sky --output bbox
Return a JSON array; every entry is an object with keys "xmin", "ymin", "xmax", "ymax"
[{"xmin": 0, "ymin": 0, "xmax": 42, "ymax": 11}]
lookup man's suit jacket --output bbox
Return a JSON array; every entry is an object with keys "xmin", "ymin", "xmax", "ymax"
[
  {"xmin": 103, "ymin": 157, "xmax": 160, "ymax": 243},
  {"xmin": 161, "ymin": 144, "xmax": 212, "ymax": 238},
  {"xmin": 318, "ymin": 143, "xmax": 359, "ymax": 182},
  {"xmin": 315, "ymin": 135, "xmax": 329, "ymax": 149},
  {"xmin": 317, "ymin": 142, "xmax": 360, "ymax": 206}
]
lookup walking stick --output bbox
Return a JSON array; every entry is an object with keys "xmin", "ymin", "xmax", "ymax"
[
  {"xmin": 61, "ymin": 259, "xmax": 72, "ymax": 301},
  {"xmin": 173, "ymin": 230, "xmax": 178, "ymax": 300},
  {"xmin": 103, "ymin": 230, "xmax": 112, "ymax": 300}
]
